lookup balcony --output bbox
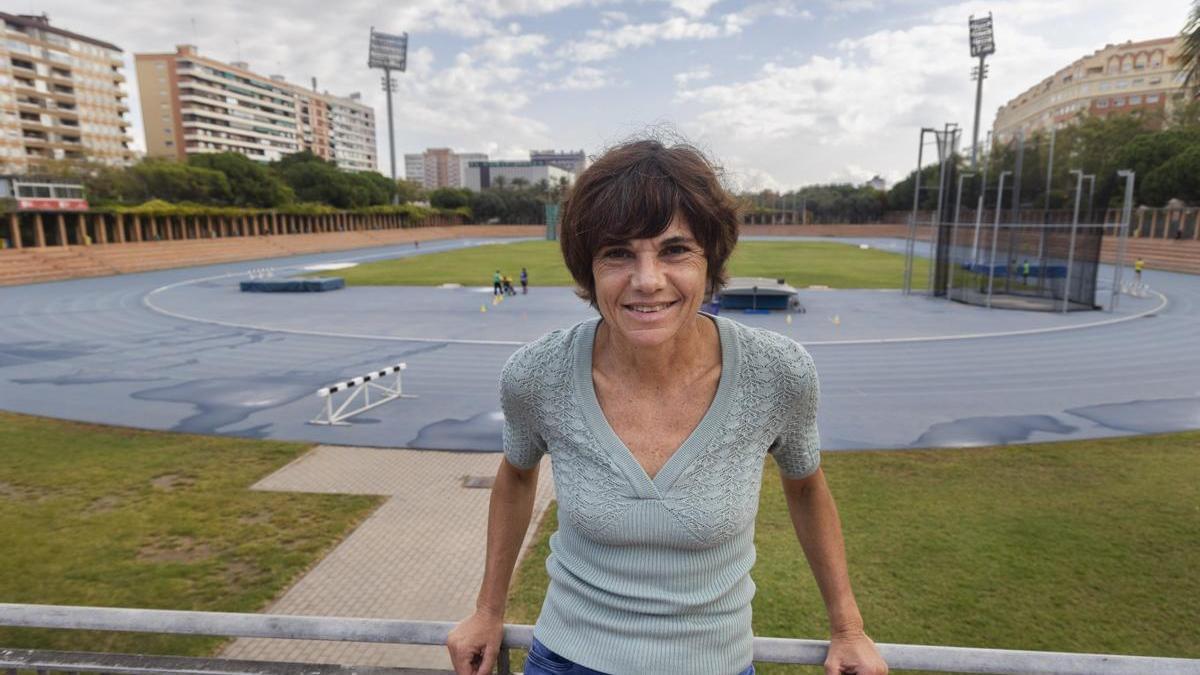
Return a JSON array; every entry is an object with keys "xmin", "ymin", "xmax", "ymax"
[{"xmin": 1, "ymin": 604, "xmax": 1197, "ymax": 675}]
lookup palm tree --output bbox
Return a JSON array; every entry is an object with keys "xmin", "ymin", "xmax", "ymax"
[{"xmin": 1182, "ymin": 1, "xmax": 1200, "ymax": 95}]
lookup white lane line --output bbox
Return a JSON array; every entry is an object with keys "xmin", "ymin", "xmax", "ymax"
[
  {"xmin": 801, "ymin": 291, "xmax": 1167, "ymax": 346},
  {"xmin": 141, "ymin": 239, "xmax": 528, "ymax": 347},
  {"xmin": 141, "ymin": 239, "xmax": 1169, "ymax": 348}
]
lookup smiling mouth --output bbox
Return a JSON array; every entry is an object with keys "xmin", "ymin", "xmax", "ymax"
[{"xmin": 624, "ymin": 300, "xmax": 678, "ymax": 314}]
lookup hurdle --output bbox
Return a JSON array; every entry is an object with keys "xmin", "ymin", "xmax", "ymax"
[{"xmin": 309, "ymin": 363, "xmax": 416, "ymax": 426}]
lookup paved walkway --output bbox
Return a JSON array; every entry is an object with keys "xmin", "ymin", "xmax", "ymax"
[{"xmin": 220, "ymin": 445, "xmax": 554, "ymax": 669}]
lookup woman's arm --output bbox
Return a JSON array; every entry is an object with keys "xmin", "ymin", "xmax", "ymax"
[
  {"xmin": 446, "ymin": 456, "xmax": 540, "ymax": 675},
  {"xmin": 782, "ymin": 467, "xmax": 887, "ymax": 675}
]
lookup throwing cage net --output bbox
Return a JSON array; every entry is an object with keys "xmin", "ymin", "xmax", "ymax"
[{"xmin": 935, "ymin": 219, "xmax": 1103, "ymax": 311}]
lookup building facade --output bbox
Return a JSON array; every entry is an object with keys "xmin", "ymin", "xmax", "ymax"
[
  {"xmin": 993, "ymin": 37, "xmax": 1187, "ymax": 144},
  {"xmin": 404, "ymin": 148, "xmax": 487, "ymax": 189},
  {"xmin": 530, "ymin": 149, "xmax": 587, "ymax": 175},
  {"xmin": 0, "ymin": 12, "xmax": 134, "ymax": 173},
  {"xmin": 464, "ymin": 160, "xmax": 574, "ymax": 191},
  {"xmin": 135, "ymin": 45, "xmax": 376, "ymax": 170}
]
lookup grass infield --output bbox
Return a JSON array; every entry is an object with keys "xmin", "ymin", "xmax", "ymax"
[
  {"xmin": 506, "ymin": 432, "xmax": 1200, "ymax": 673},
  {"xmin": 0, "ymin": 411, "xmax": 381, "ymax": 656},
  {"xmin": 329, "ymin": 240, "xmax": 931, "ymax": 290}
]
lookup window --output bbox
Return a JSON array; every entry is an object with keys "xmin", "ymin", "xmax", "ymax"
[
  {"xmin": 1113, "ymin": 97, "xmax": 1125, "ymax": 107},
  {"xmin": 1096, "ymin": 99, "xmax": 1109, "ymax": 108},
  {"xmin": 1130, "ymin": 95, "xmax": 1142, "ymax": 105},
  {"xmin": 1147, "ymin": 94, "xmax": 1160, "ymax": 103},
  {"xmin": 1117, "ymin": 80, "xmax": 1129, "ymax": 89}
]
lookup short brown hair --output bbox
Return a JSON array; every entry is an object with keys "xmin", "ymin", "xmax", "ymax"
[{"xmin": 559, "ymin": 140, "xmax": 740, "ymax": 305}]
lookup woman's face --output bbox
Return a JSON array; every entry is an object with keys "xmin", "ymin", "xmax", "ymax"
[{"xmin": 592, "ymin": 215, "xmax": 708, "ymax": 349}]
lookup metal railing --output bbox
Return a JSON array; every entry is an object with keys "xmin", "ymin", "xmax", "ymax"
[{"xmin": 1, "ymin": 604, "xmax": 1198, "ymax": 675}]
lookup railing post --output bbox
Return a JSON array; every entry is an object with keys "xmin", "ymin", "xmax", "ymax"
[
  {"xmin": 94, "ymin": 213, "xmax": 107, "ymax": 244},
  {"xmin": 7, "ymin": 212, "xmax": 21, "ymax": 249},
  {"xmin": 57, "ymin": 213, "xmax": 68, "ymax": 246}
]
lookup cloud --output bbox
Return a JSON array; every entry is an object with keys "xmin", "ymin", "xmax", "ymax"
[
  {"xmin": 826, "ymin": 0, "xmax": 878, "ymax": 14},
  {"xmin": 546, "ymin": 66, "xmax": 615, "ymax": 90},
  {"xmin": 674, "ymin": 0, "xmax": 1186, "ymax": 188},
  {"xmin": 560, "ymin": 16, "xmax": 737, "ymax": 62},
  {"xmin": 667, "ymin": 0, "xmax": 722, "ymax": 18},
  {"xmin": 674, "ymin": 65, "xmax": 713, "ymax": 86},
  {"xmin": 557, "ymin": 2, "xmax": 813, "ymax": 63},
  {"xmin": 474, "ymin": 32, "xmax": 550, "ymax": 62}
]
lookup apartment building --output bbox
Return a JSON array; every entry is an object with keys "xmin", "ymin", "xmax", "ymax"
[
  {"xmin": 294, "ymin": 88, "xmax": 376, "ymax": 172},
  {"xmin": 0, "ymin": 12, "xmax": 133, "ymax": 173},
  {"xmin": 993, "ymin": 36, "xmax": 1187, "ymax": 144},
  {"xmin": 135, "ymin": 45, "xmax": 376, "ymax": 170},
  {"xmin": 404, "ymin": 147, "xmax": 487, "ymax": 189}
]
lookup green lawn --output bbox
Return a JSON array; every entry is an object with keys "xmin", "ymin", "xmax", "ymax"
[
  {"xmin": 506, "ymin": 432, "xmax": 1200, "ymax": 673},
  {"xmin": 329, "ymin": 240, "xmax": 930, "ymax": 289},
  {"xmin": 0, "ymin": 412, "xmax": 381, "ymax": 656}
]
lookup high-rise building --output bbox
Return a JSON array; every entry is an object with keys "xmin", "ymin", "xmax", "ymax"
[
  {"xmin": 404, "ymin": 148, "xmax": 487, "ymax": 189},
  {"xmin": 993, "ymin": 37, "xmax": 1187, "ymax": 144},
  {"xmin": 135, "ymin": 45, "xmax": 376, "ymax": 170},
  {"xmin": 0, "ymin": 12, "xmax": 134, "ymax": 173},
  {"xmin": 530, "ymin": 149, "xmax": 587, "ymax": 175}
]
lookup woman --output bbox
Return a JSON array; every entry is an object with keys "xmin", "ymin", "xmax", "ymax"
[{"xmin": 447, "ymin": 140, "xmax": 886, "ymax": 675}]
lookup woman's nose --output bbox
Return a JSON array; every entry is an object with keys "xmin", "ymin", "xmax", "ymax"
[{"xmin": 629, "ymin": 253, "xmax": 665, "ymax": 292}]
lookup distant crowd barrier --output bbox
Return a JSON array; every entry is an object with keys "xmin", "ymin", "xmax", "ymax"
[{"xmin": 2, "ymin": 603, "xmax": 1198, "ymax": 675}]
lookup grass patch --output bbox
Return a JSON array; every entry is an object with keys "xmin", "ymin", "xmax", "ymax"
[
  {"xmin": 0, "ymin": 412, "xmax": 381, "ymax": 656},
  {"xmin": 506, "ymin": 432, "xmax": 1200, "ymax": 672},
  {"xmin": 329, "ymin": 240, "xmax": 929, "ymax": 290}
]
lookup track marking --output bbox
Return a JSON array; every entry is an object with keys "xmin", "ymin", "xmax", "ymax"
[{"xmin": 141, "ymin": 240, "xmax": 1169, "ymax": 348}]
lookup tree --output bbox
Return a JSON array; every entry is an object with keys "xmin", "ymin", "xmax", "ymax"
[
  {"xmin": 128, "ymin": 160, "xmax": 232, "ymax": 204},
  {"xmin": 271, "ymin": 152, "xmax": 396, "ymax": 208},
  {"xmin": 429, "ymin": 187, "xmax": 472, "ymax": 210},
  {"xmin": 395, "ymin": 179, "xmax": 427, "ymax": 204},
  {"xmin": 188, "ymin": 152, "xmax": 293, "ymax": 207},
  {"xmin": 1182, "ymin": 1, "xmax": 1200, "ymax": 95},
  {"xmin": 1141, "ymin": 145, "xmax": 1200, "ymax": 205}
]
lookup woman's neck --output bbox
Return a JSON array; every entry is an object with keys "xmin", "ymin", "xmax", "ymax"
[{"xmin": 594, "ymin": 314, "xmax": 717, "ymax": 386}]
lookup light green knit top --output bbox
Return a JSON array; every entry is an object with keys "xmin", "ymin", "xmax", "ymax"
[{"xmin": 501, "ymin": 314, "xmax": 821, "ymax": 675}]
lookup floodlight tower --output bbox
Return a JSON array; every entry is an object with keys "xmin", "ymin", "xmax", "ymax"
[
  {"xmin": 368, "ymin": 27, "xmax": 408, "ymax": 183},
  {"xmin": 968, "ymin": 13, "xmax": 996, "ymax": 170}
]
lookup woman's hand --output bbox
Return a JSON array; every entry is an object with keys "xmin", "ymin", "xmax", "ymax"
[
  {"xmin": 446, "ymin": 609, "xmax": 504, "ymax": 675},
  {"xmin": 825, "ymin": 630, "xmax": 887, "ymax": 675}
]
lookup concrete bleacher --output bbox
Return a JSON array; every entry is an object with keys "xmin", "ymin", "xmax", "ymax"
[{"xmin": 1101, "ymin": 237, "xmax": 1200, "ymax": 275}]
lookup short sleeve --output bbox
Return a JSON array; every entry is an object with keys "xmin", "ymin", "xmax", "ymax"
[
  {"xmin": 500, "ymin": 351, "xmax": 547, "ymax": 470},
  {"xmin": 769, "ymin": 342, "xmax": 821, "ymax": 478}
]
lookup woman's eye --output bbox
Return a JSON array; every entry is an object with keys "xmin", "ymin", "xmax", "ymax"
[
  {"xmin": 663, "ymin": 245, "xmax": 690, "ymax": 256},
  {"xmin": 603, "ymin": 249, "xmax": 631, "ymax": 259}
]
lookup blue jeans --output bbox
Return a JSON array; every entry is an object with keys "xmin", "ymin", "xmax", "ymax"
[{"xmin": 523, "ymin": 638, "xmax": 755, "ymax": 675}]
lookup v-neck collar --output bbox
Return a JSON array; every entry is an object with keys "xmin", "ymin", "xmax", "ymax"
[{"xmin": 573, "ymin": 312, "xmax": 739, "ymax": 500}]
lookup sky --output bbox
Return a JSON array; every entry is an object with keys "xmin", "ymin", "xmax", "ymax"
[{"xmin": 25, "ymin": 0, "xmax": 1192, "ymax": 191}]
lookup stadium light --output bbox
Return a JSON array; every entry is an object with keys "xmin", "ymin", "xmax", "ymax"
[
  {"xmin": 368, "ymin": 27, "xmax": 408, "ymax": 188},
  {"xmin": 968, "ymin": 13, "xmax": 996, "ymax": 170}
]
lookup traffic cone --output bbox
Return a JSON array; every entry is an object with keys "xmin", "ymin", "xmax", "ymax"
[{"xmin": 480, "ymin": 304, "xmax": 487, "ymax": 313}]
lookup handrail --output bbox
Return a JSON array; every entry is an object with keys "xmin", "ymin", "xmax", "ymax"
[{"xmin": 1, "ymin": 604, "xmax": 1198, "ymax": 674}]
